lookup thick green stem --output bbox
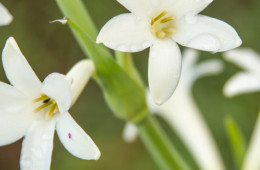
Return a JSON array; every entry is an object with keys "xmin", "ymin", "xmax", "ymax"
[
  {"xmin": 137, "ymin": 115, "xmax": 192, "ymax": 170},
  {"xmin": 115, "ymin": 51, "xmax": 144, "ymax": 88}
]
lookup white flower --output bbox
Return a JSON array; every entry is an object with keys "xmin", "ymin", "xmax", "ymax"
[
  {"xmin": 97, "ymin": 0, "xmax": 242, "ymax": 105},
  {"xmin": 123, "ymin": 49, "xmax": 225, "ymax": 170},
  {"xmin": 0, "ymin": 37, "xmax": 100, "ymax": 170},
  {"xmin": 222, "ymin": 48, "xmax": 260, "ymax": 170},
  {"xmin": 223, "ymin": 48, "xmax": 260, "ymax": 97},
  {"xmin": 0, "ymin": 3, "xmax": 13, "ymax": 26}
]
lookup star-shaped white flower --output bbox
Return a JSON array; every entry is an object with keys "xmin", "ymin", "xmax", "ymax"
[
  {"xmin": 123, "ymin": 49, "xmax": 225, "ymax": 170},
  {"xmin": 223, "ymin": 48, "xmax": 260, "ymax": 97},
  {"xmin": 97, "ymin": 0, "xmax": 242, "ymax": 105},
  {"xmin": 0, "ymin": 3, "xmax": 13, "ymax": 26},
  {"xmin": 0, "ymin": 37, "xmax": 100, "ymax": 170},
  {"xmin": 222, "ymin": 48, "xmax": 260, "ymax": 170}
]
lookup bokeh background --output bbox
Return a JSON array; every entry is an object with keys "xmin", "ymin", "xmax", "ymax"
[{"xmin": 0, "ymin": 0, "xmax": 260, "ymax": 169}]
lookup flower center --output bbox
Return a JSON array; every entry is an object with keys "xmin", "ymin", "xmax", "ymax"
[
  {"xmin": 33, "ymin": 94, "xmax": 58, "ymax": 119},
  {"xmin": 150, "ymin": 11, "xmax": 176, "ymax": 39}
]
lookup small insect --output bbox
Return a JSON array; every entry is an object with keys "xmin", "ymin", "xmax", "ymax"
[{"xmin": 68, "ymin": 133, "xmax": 72, "ymax": 139}]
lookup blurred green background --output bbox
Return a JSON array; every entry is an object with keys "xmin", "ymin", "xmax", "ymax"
[{"xmin": 0, "ymin": 0, "xmax": 260, "ymax": 169}]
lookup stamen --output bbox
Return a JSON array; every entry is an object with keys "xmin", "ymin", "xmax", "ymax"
[
  {"xmin": 46, "ymin": 102, "xmax": 58, "ymax": 119},
  {"xmin": 151, "ymin": 11, "xmax": 167, "ymax": 25},
  {"xmin": 160, "ymin": 16, "xmax": 175, "ymax": 23},
  {"xmin": 162, "ymin": 27, "xmax": 176, "ymax": 34},
  {"xmin": 150, "ymin": 11, "xmax": 176, "ymax": 39},
  {"xmin": 34, "ymin": 102, "xmax": 52, "ymax": 113},
  {"xmin": 33, "ymin": 94, "xmax": 48, "ymax": 103},
  {"xmin": 33, "ymin": 94, "xmax": 60, "ymax": 120}
]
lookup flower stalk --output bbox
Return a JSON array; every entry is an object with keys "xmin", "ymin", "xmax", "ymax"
[
  {"xmin": 56, "ymin": 0, "xmax": 193, "ymax": 169},
  {"xmin": 137, "ymin": 115, "xmax": 192, "ymax": 170}
]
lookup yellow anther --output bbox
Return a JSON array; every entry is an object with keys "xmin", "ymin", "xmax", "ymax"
[
  {"xmin": 151, "ymin": 11, "xmax": 167, "ymax": 25},
  {"xmin": 150, "ymin": 11, "xmax": 176, "ymax": 39},
  {"xmin": 33, "ymin": 94, "xmax": 60, "ymax": 120},
  {"xmin": 46, "ymin": 103, "xmax": 58, "ymax": 119},
  {"xmin": 34, "ymin": 102, "xmax": 52, "ymax": 113},
  {"xmin": 160, "ymin": 16, "xmax": 175, "ymax": 23},
  {"xmin": 33, "ymin": 94, "xmax": 48, "ymax": 103},
  {"xmin": 162, "ymin": 27, "xmax": 176, "ymax": 34}
]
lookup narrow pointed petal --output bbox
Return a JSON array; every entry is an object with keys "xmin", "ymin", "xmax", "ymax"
[
  {"xmin": 20, "ymin": 120, "xmax": 55, "ymax": 170},
  {"xmin": 66, "ymin": 60, "xmax": 95, "ymax": 107},
  {"xmin": 97, "ymin": 13, "xmax": 152, "ymax": 52},
  {"xmin": 224, "ymin": 48, "xmax": 260, "ymax": 72},
  {"xmin": 123, "ymin": 123, "xmax": 138, "ymax": 143},
  {"xmin": 0, "ymin": 107, "xmax": 35, "ymax": 146},
  {"xmin": 41, "ymin": 73, "xmax": 72, "ymax": 113},
  {"xmin": 242, "ymin": 111, "xmax": 260, "ymax": 170},
  {"xmin": 56, "ymin": 112, "xmax": 100, "ymax": 160},
  {"xmin": 0, "ymin": 82, "xmax": 28, "ymax": 112},
  {"xmin": 148, "ymin": 40, "xmax": 181, "ymax": 105},
  {"xmin": 223, "ymin": 73, "xmax": 260, "ymax": 97},
  {"xmin": 2, "ymin": 37, "xmax": 42, "ymax": 97},
  {"xmin": 0, "ymin": 3, "xmax": 13, "ymax": 26},
  {"xmin": 173, "ymin": 15, "xmax": 242, "ymax": 52}
]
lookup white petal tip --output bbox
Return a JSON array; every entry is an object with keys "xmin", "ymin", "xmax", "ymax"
[
  {"xmin": 93, "ymin": 151, "xmax": 101, "ymax": 160},
  {"xmin": 0, "ymin": 3, "xmax": 13, "ymax": 26},
  {"xmin": 152, "ymin": 95, "xmax": 170, "ymax": 106},
  {"xmin": 235, "ymin": 38, "xmax": 242, "ymax": 48},
  {"xmin": 96, "ymin": 36, "xmax": 102, "ymax": 44},
  {"xmin": 6, "ymin": 37, "xmax": 16, "ymax": 46}
]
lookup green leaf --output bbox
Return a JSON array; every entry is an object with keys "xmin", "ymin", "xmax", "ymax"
[{"xmin": 225, "ymin": 116, "xmax": 247, "ymax": 169}]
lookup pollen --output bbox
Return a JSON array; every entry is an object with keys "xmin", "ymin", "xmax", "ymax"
[
  {"xmin": 33, "ymin": 94, "xmax": 59, "ymax": 119},
  {"xmin": 150, "ymin": 11, "xmax": 176, "ymax": 39}
]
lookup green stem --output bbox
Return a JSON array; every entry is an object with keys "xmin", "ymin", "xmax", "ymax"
[
  {"xmin": 137, "ymin": 115, "xmax": 192, "ymax": 170},
  {"xmin": 115, "ymin": 51, "xmax": 145, "ymax": 88}
]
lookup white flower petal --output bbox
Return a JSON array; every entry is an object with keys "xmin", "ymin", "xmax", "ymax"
[
  {"xmin": 56, "ymin": 112, "xmax": 100, "ymax": 160},
  {"xmin": 223, "ymin": 73, "xmax": 260, "ymax": 97},
  {"xmin": 0, "ymin": 106, "xmax": 35, "ymax": 146},
  {"xmin": 66, "ymin": 60, "xmax": 95, "ymax": 107},
  {"xmin": 122, "ymin": 123, "xmax": 138, "ymax": 143},
  {"xmin": 242, "ymin": 110, "xmax": 260, "ymax": 170},
  {"xmin": 0, "ymin": 3, "xmax": 13, "ymax": 26},
  {"xmin": 148, "ymin": 40, "xmax": 181, "ymax": 105},
  {"xmin": 97, "ymin": 13, "xmax": 152, "ymax": 52},
  {"xmin": 0, "ymin": 82, "xmax": 28, "ymax": 112},
  {"xmin": 20, "ymin": 120, "xmax": 55, "ymax": 170},
  {"xmin": 167, "ymin": 0, "xmax": 213, "ymax": 18},
  {"xmin": 117, "ymin": 0, "xmax": 154, "ymax": 17},
  {"xmin": 173, "ymin": 15, "xmax": 242, "ymax": 52},
  {"xmin": 224, "ymin": 48, "xmax": 260, "ymax": 72},
  {"xmin": 41, "ymin": 73, "xmax": 72, "ymax": 113},
  {"xmin": 190, "ymin": 59, "xmax": 224, "ymax": 85},
  {"xmin": 2, "ymin": 37, "xmax": 42, "ymax": 97}
]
